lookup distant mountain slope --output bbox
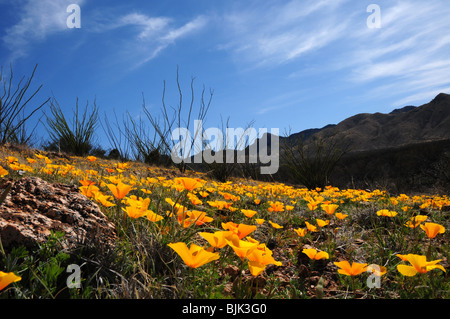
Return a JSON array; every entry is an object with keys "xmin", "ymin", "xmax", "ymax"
[
  {"xmin": 272, "ymin": 92, "xmax": 450, "ymax": 192},
  {"xmin": 312, "ymin": 92, "xmax": 450, "ymax": 152}
]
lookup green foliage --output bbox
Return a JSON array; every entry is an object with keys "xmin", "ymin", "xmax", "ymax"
[
  {"xmin": 0, "ymin": 64, "xmax": 49, "ymax": 146},
  {"xmin": 280, "ymin": 134, "xmax": 349, "ymax": 189},
  {"xmin": 44, "ymin": 98, "xmax": 99, "ymax": 156}
]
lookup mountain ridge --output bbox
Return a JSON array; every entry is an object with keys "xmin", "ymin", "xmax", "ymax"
[{"xmin": 280, "ymin": 92, "xmax": 450, "ymax": 153}]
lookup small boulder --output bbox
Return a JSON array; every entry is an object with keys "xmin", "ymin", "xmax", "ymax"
[{"xmin": 0, "ymin": 177, "xmax": 117, "ymax": 250}]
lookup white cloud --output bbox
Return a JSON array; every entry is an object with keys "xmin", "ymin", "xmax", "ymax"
[
  {"xmin": 220, "ymin": 0, "xmax": 351, "ymax": 67},
  {"xmin": 344, "ymin": 1, "xmax": 450, "ymax": 105},
  {"xmin": 118, "ymin": 13, "xmax": 171, "ymax": 40},
  {"xmin": 115, "ymin": 14, "xmax": 207, "ymax": 69},
  {"xmin": 2, "ymin": 0, "xmax": 84, "ymax": 61},
  {"xmin": 2, "ymin": 1, "xmax": 207, "ymax": 68}
]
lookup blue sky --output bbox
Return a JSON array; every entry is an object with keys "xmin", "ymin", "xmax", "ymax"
[{"xmin": 1, "ymin": 0, "xmax": 450, "ymax": 150}]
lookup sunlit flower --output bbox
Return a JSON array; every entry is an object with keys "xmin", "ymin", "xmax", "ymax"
[
  {"xmin": 207, "ymin": 200, "xmax": 233, "ymax": 210},
  {"xmin": 179, "ymin": 210, "xmax": 213, "ymax": 228},
  {"xmin": 335, "ymin": 212, "xmax": 348, "ymax": 220},
  {"xmin": 420, "ymin": 222, "xmax": 445, "ymax": 239},
  {"xmin": 376, "ymin": 209, "xmax": 398, "ymax": 217},
  {"xmin": 0, "ymin": 271, "xmax": 21, "ymax": 291},
  {"xmin": 397, "ymin": 254, "xmax": 446, "ymax": 276},
  {"xmin": 34, "ymin": 153, "xmax": 46, "ymax": 159},
  {"xmin": 395, "ymin": 254, "xmax": 409, "ymax": 261},
  {"xmin": 222, "ymin": 221, "xmax": 257, "ymax": 239},
  {"xmin": 248, "ymin": 261, "xmax": 266, "ymax": 277},
  {"xmin": 305, "ymin": 221, "xmax": 318, "ymax": 232},
  {"xmin": 302, "ymin": 248, "xmax": 329, "ymax": 260},
  {"xmin": 404, "ymin": 215, "xmax": 428, "ymax": 228},
  {"xmin": 168, "ymin": 242, "xmax": 220, "ymax": 268},
  {"xmin": 199, "ymin": 231, "xmax": 233, "ymax": 249},
  {"xmin": 93, "ymin": 191, "xmax": 116, "ymax": 207},
  {"xmin": 174, "ymin": 177, "xmax": 203, "ymax": 191},
  {"xmin": 107, "ymin": 182, "xmax": 133, "ymax": 200},
  {"xmin": 294, "ymin": 228, "xmax": 308, "ymax": 237},
  {"xmin": 316, "ymin": 219, "xmax": 329, "ymax": 227},
  {"xmin": 79, "ymin": 179, "xmax": 96, "ymax": 186},
  {"xmin": 334, "ymin": 260, "xmax": 368, "ymax": 276},
  {"xmin": 122, "ymin": 206, "xmax": 148, "ymax": 219},
  {"xmin": 225, "ymin": 234, "xmax": 258, "ymax": 260},
  {"xmin": 321, "ymin": 204, "xmax": 339, "ymax": 215},
  {"xmin": 220, "ymin": 191, "xmax": 240, "ymax": 202},
  {"xmin": 0, "ymin": 166, "xmax": 8, "ymax": 177},
  {"xmin": 286, "ymin": 205, "xmax": 294, "ymax": 211},
  {"xmin": 79, "ymin": 184, "xmax": 100, "ymax": 198},
  {"xmin": 268, "ymin": 201, "xmax": 284, "ymax": 212},
  {"xmin": 199, "ymin": 191, "xmax": 209, "ymax": 198},
  {"xmin": 255, "ymin": 218, "xmax": 265, "ymax": 225},
  {"xmin": 246, "ymin": 240, "xmax": 282, "ymax": 276},
  {"xmin": 241, "ymin": 209, "xmax": 257, "ymax": 218},
  {"xmin": 254, "ymin": 199, "xmax": 261, "ymax": 205},
  {"xmin": 268, "ymin": 220, "xmax": 283, "ymax": 229},
  {"xmin": 87, "ymin": 156, "xmax": 97, "ymax": 162},
  {"xmin": 187, "ymin": 192, "xmax": 203, "ymax": 205},
  {"xmin": 146, "ymin": 211, "xmax": 164, "ymax": 222},
  {"xmin": 307, "ymin": 201, "xmax": 319, "ymax": 211},
  {"xmin": 6, "ymin": 156, "xmax": 18, "ymax": 163},
  {"xmin": 367, "ymin": 264, "xmax": 387, "ymax": 276}
]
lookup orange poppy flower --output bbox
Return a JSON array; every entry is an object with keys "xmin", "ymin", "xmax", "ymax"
[
  {"xmin": 321, "ymin": 204, "xmax": 339, "ymax": 215},
  {"xmin": 334, "ymin": 260, "xmax": 368, "ymax": 276},
  {"xmin": 199, "ymin": 231, "xmax": 233, "ymax": 249},
  {"xmin": 376, "ymin": 209, "xmax": 398, "ymax": 217},
  {"xmin": 107, "ymin": 182, "xmax": 132, "ymax": 200},
  {"xmin": 255, "ymin": 218, "xmax": 265, "ymax": 225},
  {"xmin": 397, "ymin": 254, "xmax": 446, "ymax": 276},
  {"xmin": 268, "ymin": 220, "xmax": 283, "ymax": 229},
  {"xmin": 179, "ymin": 210, "xmax": 213, "ymax": 228},
  {"xmin": 224, "ymin": 234, "xmax": 258, "ymax": 260},
  {"xmin": 0, "ymin": 271, "xmax": 21, "ymax": 291},
  {"xmin": 316, "ymin": 219, "xmax": 329, "ymax": 227},
  {"xmin": 367, "ymin": 264, "xmax": 387, "ymax": 276},
  {"xmin": 168, "ymin": 242, "xmax": 220, "ymax": 268},
  {"xmin": 294, "ymin": 228, "xmax": 308, "ymax": 237},
  {"xmin": 335, "ymin": 212, "xmax": 348, "ymax": 220},
  {"xmin": 0, "ymin": 166, "xmax": 9, "ymax": 177},
  {"xmin": 305, "ymin": 221, "xmax": 318, "ymax": 232},
  {"xmin": 174, "ymin": 177, "xmax": 203, "ymax": 191},
  {"xmin": 302, "ymin": 248, "xmax": 329, "ymax": 260},
  {"xmin": 420, "ymin": 222, "xmax": 445, "ymax": 239},
  {"xmin": 267, "ymin": 201, "xmax": 284, "ymax": 212},
  {"xmin": 122, "ymin": 206, "xmax": 148, "ymax": 219},
  {"xmin": 241, "ymin": 209, "xmax": 257, "ymax": 218},
  {"xmin": 404, "ymin": 215, "xmax": 428, "ymax": 228},
  {"xmin": 222, "ymin": 221, "xmax": 256, "ymax": 239}
]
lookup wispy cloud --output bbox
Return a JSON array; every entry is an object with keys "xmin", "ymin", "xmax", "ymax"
[
  {"xmin": 2, "ymin": 0, "xmax": 84, "ymax": 61},
  {"xmin": 2, "ymin": 0, "xmax": 208, "ymax": 68},
  {"xmin": 218, "ymin": 0, "xmax": 450, "ymax": 109},
  {"xmin": 345, "ymin": 1, "xmax": 450, "ymax": 105},
  {"xmin": 220, "ymin": 0, "xmax": 351, "ymax": 68},
  {"xmin": 90, "ymin": 11, "xmax": 208, "ymax": 69}
]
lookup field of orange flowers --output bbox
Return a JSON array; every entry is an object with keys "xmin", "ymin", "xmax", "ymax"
[{"xmin": 0, "ymin": 145, "xmax": 448, "ymax": 299}]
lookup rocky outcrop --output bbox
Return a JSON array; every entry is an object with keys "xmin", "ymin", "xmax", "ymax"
[{"xmin": 0, "ymin": 177, "xmax": 117, "ymax": 250}]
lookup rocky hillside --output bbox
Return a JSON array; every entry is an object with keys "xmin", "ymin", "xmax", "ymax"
[
  {"xmin": 275, "ymin": 93, "xmax": 450, "ymax": 193},
  {"xmin": 312, "ymin": 92, "xmax": 450, "ymax": 152}
]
